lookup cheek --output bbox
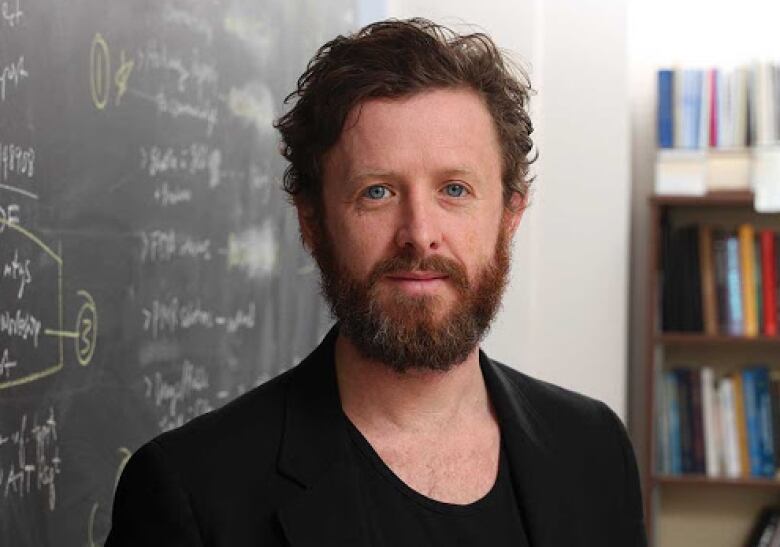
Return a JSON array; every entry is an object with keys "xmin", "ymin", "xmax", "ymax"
[{"xmin": 327, "ymin": 215, "xmax": 392, "ymax": 278}]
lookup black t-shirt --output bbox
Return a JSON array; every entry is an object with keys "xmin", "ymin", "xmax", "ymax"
[{"xmin": 344, "ymin": 416, "xmax": 531, "ymax": 547}]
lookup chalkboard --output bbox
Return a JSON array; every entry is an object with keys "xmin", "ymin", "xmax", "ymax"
[{"xmin": 0, "ymin": 1, "xmax": 358, "ymax": 544}]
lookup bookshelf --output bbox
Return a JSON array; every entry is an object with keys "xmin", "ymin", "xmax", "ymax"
[{"xmin": 645, "ymin": 191, "xmax": 780, "ymax": 546}]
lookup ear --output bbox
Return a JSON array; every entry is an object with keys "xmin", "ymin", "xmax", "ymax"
[
  {"xmin": 504, "ymin": 192, "xmax": 527, "ymax": 237},
  {"xmin": 294, "ymin": 197, "xmax": 318, "ymax": 252}
]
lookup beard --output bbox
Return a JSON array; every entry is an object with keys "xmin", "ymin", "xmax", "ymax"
[{"xmin": 310, "ymin": 218, "xmax": 512, "ymax": 373}]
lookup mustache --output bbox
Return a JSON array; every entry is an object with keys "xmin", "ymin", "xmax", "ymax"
[{"xmin": 367, "ymin": 252, "xmax": 469, "ymax": 291}]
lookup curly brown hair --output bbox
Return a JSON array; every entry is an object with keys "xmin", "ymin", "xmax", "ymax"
[{"xmin": 274, "ymin": 17, "xmax": 536, "ymax": 211}]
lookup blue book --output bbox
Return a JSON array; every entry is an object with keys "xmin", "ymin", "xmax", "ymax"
[
  {"xmin": 682, "ymin": 69, "xmax": 703, "ymax": 149},
  {"xmin": 657, "ymin": 69, "xmax": 675, "ymax": 148},
  {"xmin": 665, "ymin": 371, "xmax": 682, "ymax": 474},
  {"xmin": 742, "ymin": 368, "xmax": 763, "ymax": 477},
  {"xmin": 725, "ymin": 235, "xmax": 743, "ymax": 335},
  {"xmin": 753, "ymin": 366, "xmax": 776, "ymax": 477}
]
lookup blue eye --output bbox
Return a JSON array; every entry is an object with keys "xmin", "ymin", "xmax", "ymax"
[
  {"xmin": 364, "ymin": 185, "xmax": 389, "ymax": 200},
  {"xmin": 444, "ymin": 183, "xmax": 467, "ymax": 198}
]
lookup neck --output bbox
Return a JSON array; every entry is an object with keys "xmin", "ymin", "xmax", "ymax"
[{"xmin": 335, "ymin": 332, "xmax": 492, "ymax": 435}]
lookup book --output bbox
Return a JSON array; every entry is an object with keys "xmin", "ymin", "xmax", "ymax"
[
  {"xmin": 666, "ymin": 371, "xmax": 682, "ymax": 474},
  {"xmin": 713, "ymin": 230, "xmax": 730, "ymax": 334},
  {"xmin": 701, "ymin": 367, "xmax": 721, "ymax": 477},
  {"xmin": 753, "ymin": 366, "xmax": 776, "ymax": 477},
  {"xmin": 734, "ymin": 371, "xmax": 751, "ymax": 477},
  {"xmin": 760, "ymin": 230, "xmax": 778, "ymax": 336},
  {"xmin": 756, "ymin": 235, "xmax": 764, "ymax": 331},
  {"xmin": 725, "ymin": 233, "xmax": 744, "ymax": 335},
  {"xmin": 699, "ymin": 226, "xmax": 718, "ymax": 335},
  {"xmin": 771, "ymin": 369, "xmax": 780, "ymax": 479},
  {"xmin": 675, "ymin": 368, "xmax": 694, "ymax": 473},
  {"xmin": 739, "ymin": 224, "xmax": 759, "ymax": 337},
  {"xmin": 658, "ymin": 69, "xmax": 675, "ymax": 148},
  {"xmin": 743, "ymin": 368, "xmax": 764, "ymax": 476},
  {"xmin": 690, "ymin": 367, "xmax": 706, "ymax": 473},
  {"xmin": 718, "ymin": 376, "xmax": 741, "ymax": 478}
]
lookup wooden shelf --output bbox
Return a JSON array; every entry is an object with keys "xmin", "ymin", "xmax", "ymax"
[
  {"xmin": 655, "ymin": 333, "xmax": 780, "ymax": 345},
  {"xmin": 654, "ymin": 474, "xmax": 780, "ymax": 489},
  {"xmin": 649, "ymin": 191, "xmax": 754, "ymax": 207}
]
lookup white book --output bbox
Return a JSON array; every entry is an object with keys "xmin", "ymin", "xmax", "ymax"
[
  {"xmin": 699, "ymin": 68, "xmax": 712, "ymax": 149},
  {"xmin": 702, "ymin": 367, "xmax": 721, "ymax": 477},
  {"xmin": 732, "ymin": 67, "xmax": 749, "ymax": 147},
  {"xmin": 718, "ymin": 377, "xmax": 741, "ymax": 478}
]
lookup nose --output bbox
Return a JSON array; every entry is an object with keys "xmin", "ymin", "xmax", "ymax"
[{"xmin": 394, "ymin": 189, "xmax": 441, "ymax": 255}]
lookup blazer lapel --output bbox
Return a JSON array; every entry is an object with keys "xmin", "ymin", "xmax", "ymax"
[
  {"xmin": 480, "ymin": 351, "xmax": 582, "ymax": 546},
  {"xmin": 275, "ymin": 325, "xmax": 368, "ymax": 547}
]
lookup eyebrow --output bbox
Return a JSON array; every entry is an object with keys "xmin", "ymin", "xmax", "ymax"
[{"xmin": 347, "ymin": 167, "xmax": 480, "ymax": 187}]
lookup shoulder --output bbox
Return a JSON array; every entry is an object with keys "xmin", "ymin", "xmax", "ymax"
[
  {"xmin": 488, "ymin": 357, "xmax": 616, "ymax": 430},
  {"xmin": 154, "ymin": 365, "xmax": 298, "ymax": 464}
]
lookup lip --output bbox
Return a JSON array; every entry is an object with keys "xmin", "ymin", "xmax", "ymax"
[{"xmin": 385, "ymin": 271, "xmax": 448, "ymax": 281}]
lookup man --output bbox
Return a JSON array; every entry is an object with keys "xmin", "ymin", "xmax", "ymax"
[{"xmin": 107, "ymin": 18, "xmax": 647, "ymax": 546}]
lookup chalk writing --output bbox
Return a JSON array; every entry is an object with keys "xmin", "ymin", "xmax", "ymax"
[
  {"xmin": 139, "ymin": 230, "xmax": 211, "ymax": 263},
  {"xmin": 141, "ymin": 299, "xmax": 256, "ymax": 338},
  {"xmin": 90, "ymin": 33, "xmax": 110, "ymax": 110},
  {"xmin": 2, "ymin": 248, "xmax": 32, "ymax": 299},
  {"xmin": 90, "ymin": 33, "xmax": 135, "ymax": 110},
  {"xmin": 0, "ymin": 142, "xmax": 35, "ymax": 183},
  {"xmin": 0, "ymin": 55, "xmax": 28, "ymax": 102},
  {"xmin": 0, "ymin": 408, "xmax": 61, "ymax": 511},
  {"xmin": 139, "ymin": 143, "xmax": 221, "ymax": 186},
  {"xmin": 162, "ymin": 5, "xmax": 213, "ymax": 44},
  {"xmin": 0, "ymin": 347, "xmax": 17, "ymax": 379},
  {"xmin": 153, "ymin": 182, "xmax": 192, "ymax": 207},
  {"xmin": 143, "ymin": 360, "xmax": 212, "ymax": 431},
  {"xmin": 155, "ymin": 91, "xmax": 218, "ymax": 135},
  {"xmin": 0, "ymin": 308, "xmax": 41, "ymax": 347},
  {"xmin": 0, "ymin": 202, "xmax": 21, "ymax": 232},
  {"xmin": 137, "ymin": 40, "xmax": 218, "ymax": 95},
  {"xmin": 1, "ymin": 0, "xmax": 23, "ymax": 28}
]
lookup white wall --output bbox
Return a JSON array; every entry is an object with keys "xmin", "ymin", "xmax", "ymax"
[{"xmin": 385, "ymin": 0, "xmax": 631, "ymax": 419}]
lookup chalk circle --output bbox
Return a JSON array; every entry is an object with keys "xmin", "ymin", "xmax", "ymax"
[{"xmin": 75, "ymin": 290, "xmax": 98, "ymax": 366}]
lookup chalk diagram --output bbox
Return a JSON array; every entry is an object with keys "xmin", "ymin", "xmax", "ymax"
[{"xmin": 0, "ymin": 219, "xmax": 98, "ymax": 389}]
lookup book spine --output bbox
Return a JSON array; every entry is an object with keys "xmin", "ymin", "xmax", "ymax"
[
  {"xmin": 690, "ymin": 368, "xmax": 706, "ymax": 473},
  {"xmin": 667, "ymin": 371, "xmax": 682, "ymax": 474},
  {"xmin": 726, "ymin": 235, "xmax": 744, "ymax": 335},
  {"xmin": 658, "ymin": 69, "xmax": 675, "ymax": 148},
  {"xmin": 755, "ymin": 367, "xmax": 776, "ymax": 477},
  {"xmin": 702, "ymin": 367, "xmax": 720, "ymax": 477},
  {"xmin": 710, "ymin": 68, "xmax": 719, "ymax": 147},
  {"xmin": 699, "ymin": 226, "xmax": 718, "ymax": 335},
  {"xmin": 719, "ymin": 377, "xmax": 741, "ymax": 477},
  {"xmin": 740, "ymin": 224, "xmax": 758, "ymax": 337},
  {"xmin": 734, "ymin": 372, "xmax": 751, "ymax": 477},
  {"xmin": 772, "ymin": 371, "xmax": 780, "ymax": 479},
  {"xmin": 676, "ymin": 368, "xmax": 694, "ymax": 473},
  {"xmin": 756, "ymin": 235, "xmax": 764, "ymax": 330},
  {"xmin": 762, "ymin": 230, "xmax": 777, "ymax": 335},
  {"xmin": 714, "ymin": 230, "xmax": 729, "ymax": 334},
  {"xmin": 743, "ymin": 368, "xmax": 763, "ymax": 476}
]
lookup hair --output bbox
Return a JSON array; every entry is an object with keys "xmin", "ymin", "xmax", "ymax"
[{"xmin": 274, "ymin": 17, "xmax": 536, "ymax": 211}]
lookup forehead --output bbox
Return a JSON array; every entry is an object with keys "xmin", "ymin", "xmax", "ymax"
[{"xmin": 325, "ymin": 87, "xmax": 502, "ymax": 182}]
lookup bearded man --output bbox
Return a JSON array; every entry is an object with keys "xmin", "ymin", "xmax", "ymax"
[{"xmin": 106, "ymin": 18, "xmax": 647, "ymax": 547}]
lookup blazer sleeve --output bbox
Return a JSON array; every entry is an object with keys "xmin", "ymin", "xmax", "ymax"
[
  {"xmin": 105, "ymin": 440, "xmax": 204, "ymax": 547},
  {"xmin": 598, "ymin": 401, "xmax": 649, "ymax": 547}
]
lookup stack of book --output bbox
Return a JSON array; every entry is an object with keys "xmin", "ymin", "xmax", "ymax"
[
  {"xmin": 657, "ymin": 63, "xmax": 780, "ymax": 150},
  {"xmin": 661, "ymin": 221, "xmax": 779, "ymax": 336},
  {"xmin": 657, "ymin": 364, "xmax": 779, "ymax": 479},
  {"xmin": 655, "ymin": 63, "xmax": 780, "ymax": 196}
]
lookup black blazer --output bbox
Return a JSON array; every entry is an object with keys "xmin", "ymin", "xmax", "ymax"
[{"xmin": 106, "ymin": 326, "xmax": 647, "ymax": 546}]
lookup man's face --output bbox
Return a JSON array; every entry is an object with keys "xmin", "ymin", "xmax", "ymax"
[{"xmin": 300, "ymin": 87, "xmax": 524, "ymax": 372}]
